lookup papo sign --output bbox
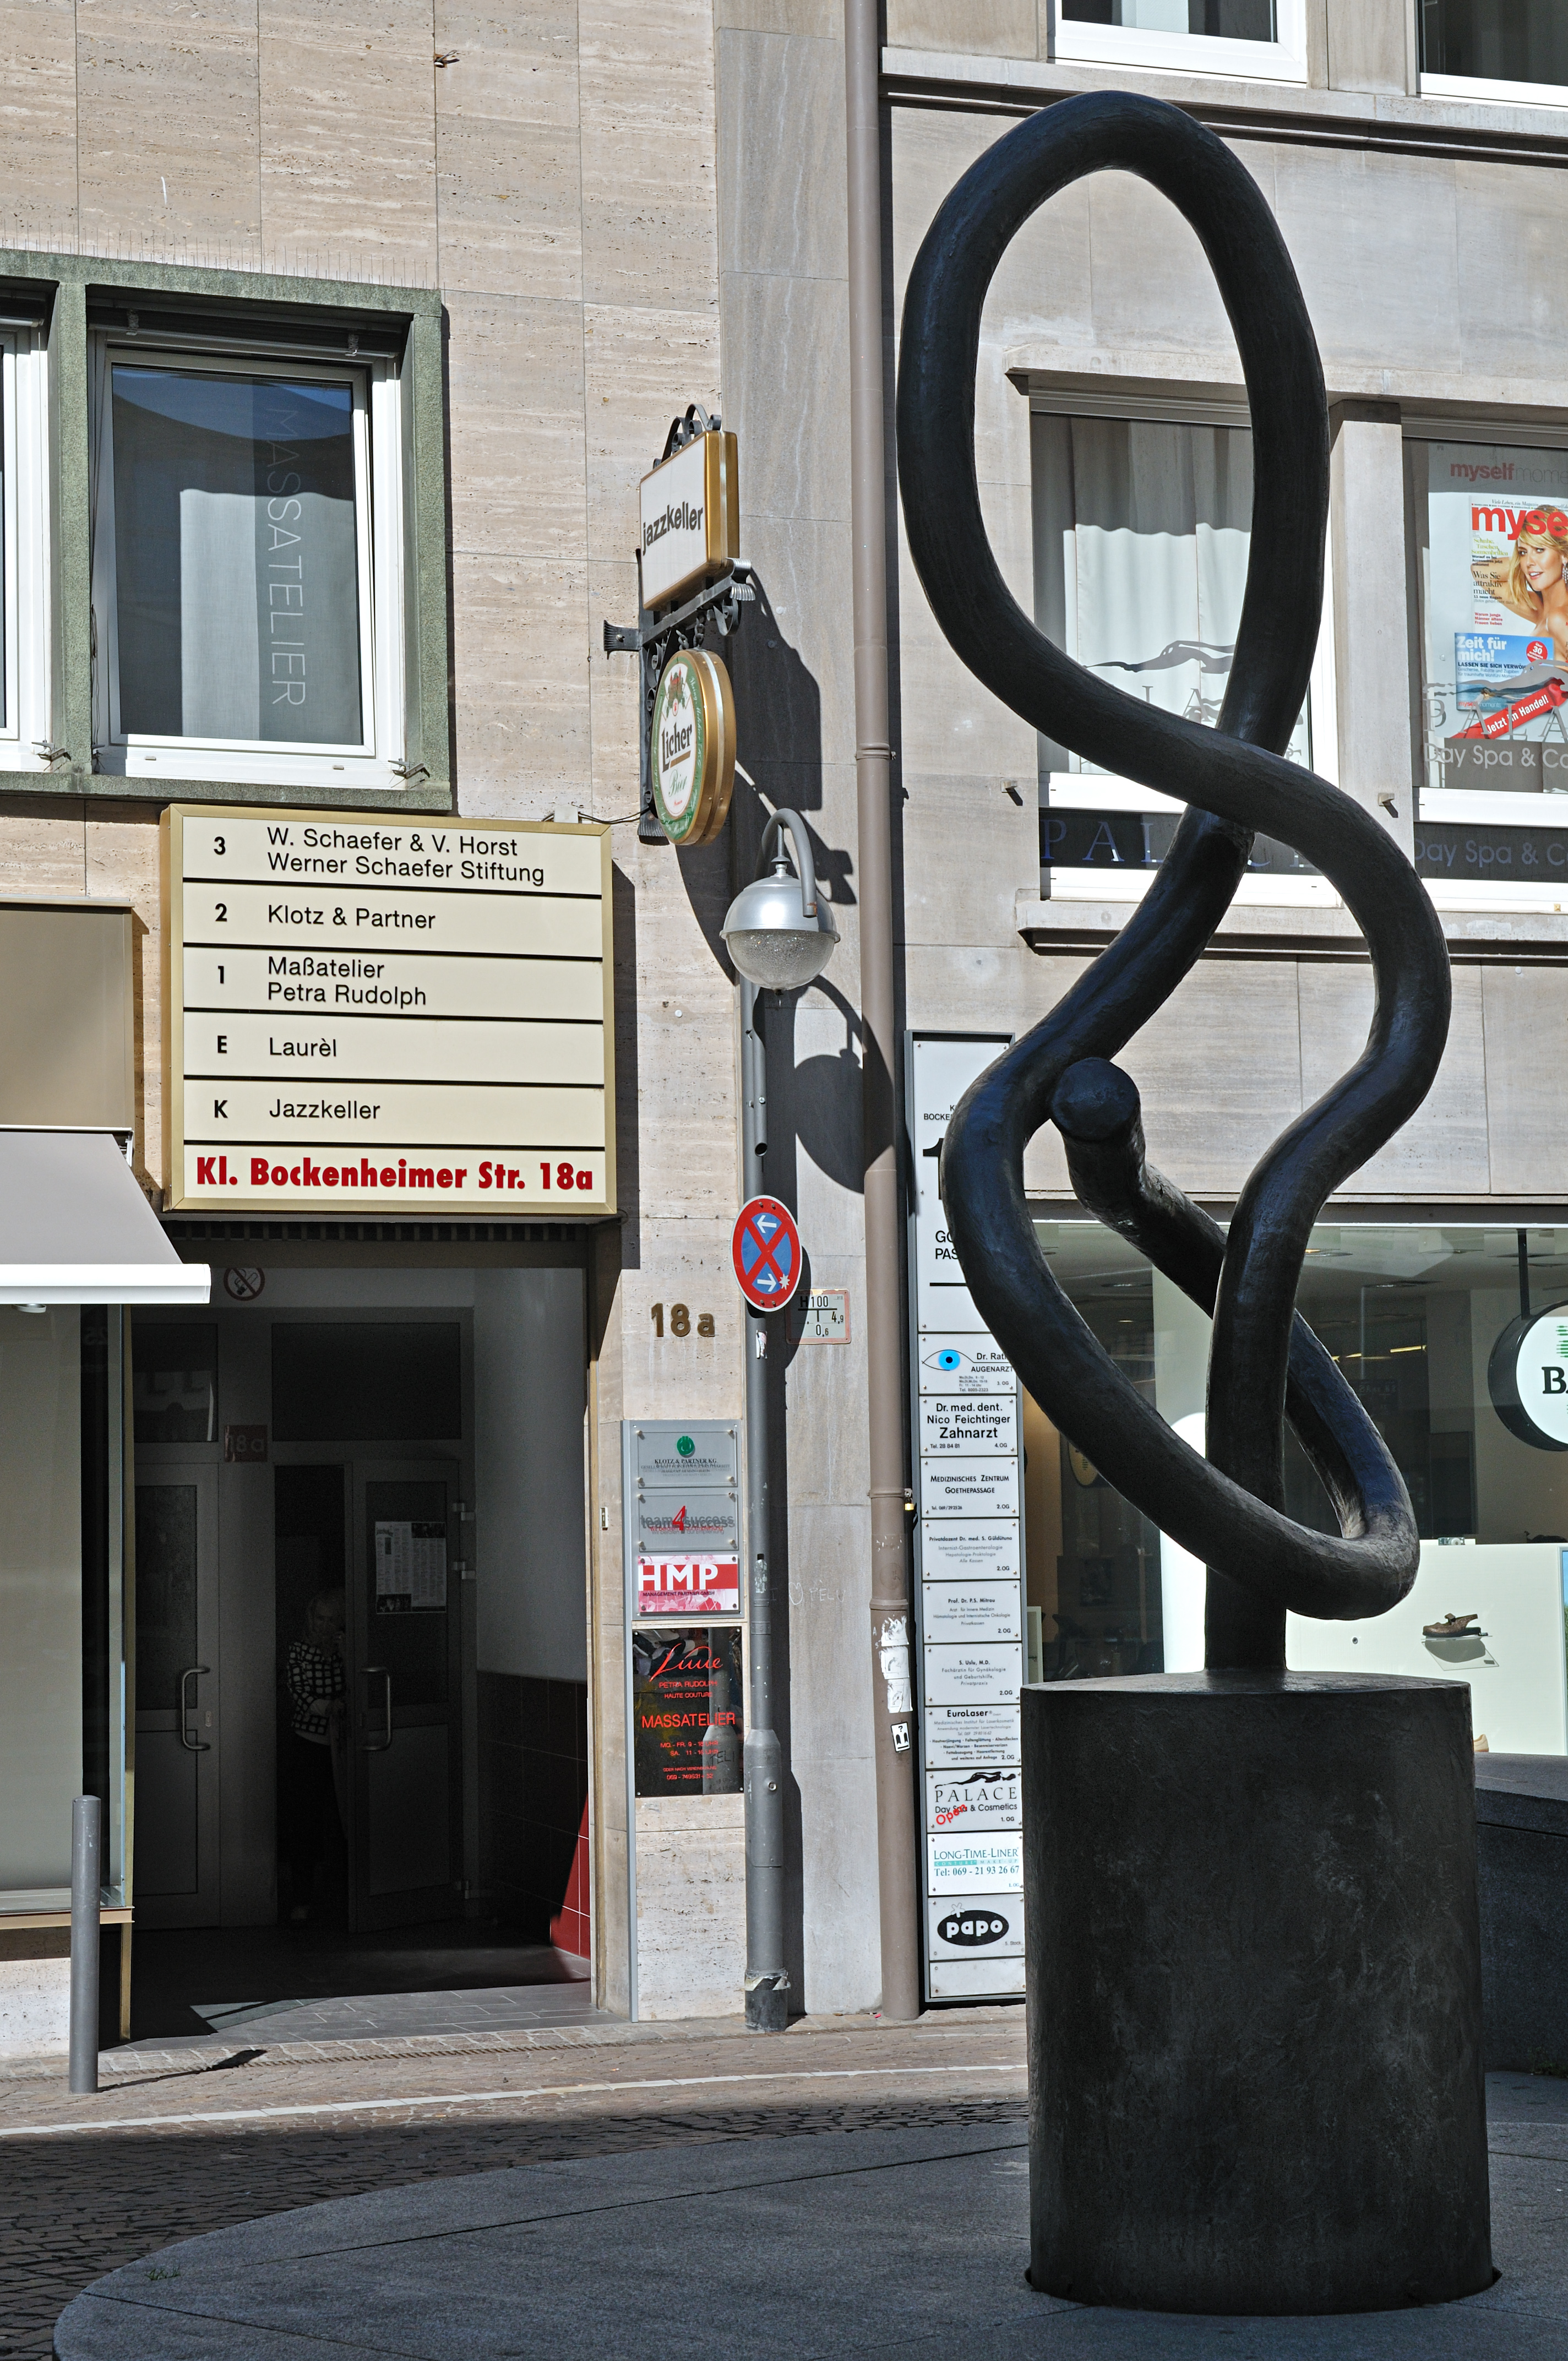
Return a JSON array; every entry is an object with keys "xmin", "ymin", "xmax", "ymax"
[{"xmin": 162, "ymin": 806, "xmax": 615, "ymax": 1217}]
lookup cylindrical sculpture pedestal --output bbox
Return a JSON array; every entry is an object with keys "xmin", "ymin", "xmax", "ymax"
[{"xmin": 1024, "ymin": 1672, "xmax": 1492, "ymax": 2315}]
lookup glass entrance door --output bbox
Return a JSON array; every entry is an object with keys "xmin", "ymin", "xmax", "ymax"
[
  {"xmin": 133, "ymin": 1465, "xmax": 220, "ymax": 1926},
  {"xmin": 347, "ymin": 1461, "xmax": 462, "ymax": 1930}
]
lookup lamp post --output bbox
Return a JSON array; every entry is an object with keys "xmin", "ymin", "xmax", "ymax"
[{"xmin": 721, "ymin": 810, "xmax": 838, "ymax": 2030}]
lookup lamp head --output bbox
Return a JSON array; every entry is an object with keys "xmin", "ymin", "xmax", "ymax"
[
  {"xmin": 722, "ymin": 853, "xmax": 839, "ymax": 990},
  {"xmin": 722, "ymin": 813, "xmax": 840, "ymax": 989}
]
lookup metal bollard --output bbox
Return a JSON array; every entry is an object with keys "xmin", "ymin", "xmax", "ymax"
[{"xmin": 69, "ymin": 1794, "xmax": 101, "ymax": 2095}]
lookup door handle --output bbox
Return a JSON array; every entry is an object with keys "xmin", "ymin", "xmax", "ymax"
[
  {"xmin": 362, "ymin": 1666, "xmax": 393, "ymax": 1751},
  {"xmin": 179, "ymin": 1664, "xmax": 211, "ymax": 1753}
]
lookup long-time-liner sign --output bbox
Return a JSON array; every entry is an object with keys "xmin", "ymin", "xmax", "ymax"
[{"xmin": 162, "ymin": 806, "xmax": 615, "ymax": 1217}]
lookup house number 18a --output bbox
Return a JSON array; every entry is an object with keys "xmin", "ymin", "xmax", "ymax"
[{"xmin": 651, "ymin": 1303, "xmax": 715, "ymax": 1339}]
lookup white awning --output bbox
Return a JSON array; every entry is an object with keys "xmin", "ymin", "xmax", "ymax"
[{"xmin": 0, "ymin": 1130, "xmax": 210, "ymax": 1305}]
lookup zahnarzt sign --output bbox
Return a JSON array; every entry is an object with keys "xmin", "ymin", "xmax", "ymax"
[{"xmin": 162, "ymin": 806, "xmax": 615, "ymax": 1217}]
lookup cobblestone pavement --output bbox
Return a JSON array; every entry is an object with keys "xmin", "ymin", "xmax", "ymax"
[{"xmin": 0, "ymin": 2011, "xmax": 1026, "ymax": 2361}]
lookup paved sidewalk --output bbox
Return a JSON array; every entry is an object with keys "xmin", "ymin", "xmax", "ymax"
[
  {"xmin": 51, "ymin": 2079, "xmax": 1568, "ymax": 2359},
  {"xmin": 0, "ymin": 2010, "xmax": 1025, "ymax": 2361}
]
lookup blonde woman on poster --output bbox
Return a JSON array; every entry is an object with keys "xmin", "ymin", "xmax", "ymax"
[{"xmin": 1472, "ymin": 507, "xmax": 1568, "ymax": 666}]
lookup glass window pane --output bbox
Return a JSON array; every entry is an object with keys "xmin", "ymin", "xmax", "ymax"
[
  {"xmin": 111, "ymin": 367, "xmax": 362, "ymax": 746},
  {"xmin": 1031, "ymin": 414, "xmax": 1311, "ymax": 773},
  {"xmin": 134, "ymin": 1484, "xmax": 198, "ymax": 1710},
  {"xmin": 1061, "ymin": 1, "xmax": 1276, "ymax": 33},
  {"xmin": 1414, "ymin": 438, "xmax": 1568, "ymax": 799},
  {"xmin": 0, "ymin": 1309, "xmax": 82, "ymax": 1894},
  {"xmin": 273, "ymin": 1324, "xmax": 461, "ymax": 1441},
  {"xmin": 1420, "ymin": 0, "xmax": 1568, "ymax": 84},
  {"xmin": 132, "ymin": 1320, "xmax": 216, "ymax": 1445}
]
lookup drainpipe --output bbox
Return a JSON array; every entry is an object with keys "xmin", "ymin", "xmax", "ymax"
[{"xmin": 845, "ymin": 0, "xmax": 921, "ymax": 2023}]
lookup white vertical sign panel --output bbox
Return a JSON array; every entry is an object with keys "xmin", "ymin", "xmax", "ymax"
[{"xmin": 907, "ymin": 1033, "xmax": 1026, "ymax": 2001}]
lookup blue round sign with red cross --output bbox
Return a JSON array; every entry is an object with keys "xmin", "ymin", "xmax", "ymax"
[{"xmin": 732, "ymin": 1194, "xmax": 803, "ymax": 1312}]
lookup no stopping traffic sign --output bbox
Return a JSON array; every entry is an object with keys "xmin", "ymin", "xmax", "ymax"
[{"xmin": 732, "ymin": 1195, "xmax": 802, "ymax": 1311}]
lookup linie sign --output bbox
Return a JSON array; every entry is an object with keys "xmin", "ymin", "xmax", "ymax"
[
  {"xmin": 639, "ymin": 431, "xmax": 739, "ymax": 612},
  {"xmin": 162, "ymin": 806, "xmax": 615, "ymax": 1217}
]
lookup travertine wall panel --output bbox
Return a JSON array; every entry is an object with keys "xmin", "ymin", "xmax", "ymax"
[
  {"xmin": 1299, "ymin": 960, "xmax": 1491, "ymax": 1199},
  {"xmin": 886, "ymin": 0, "xmax": 1037, "ymax": 56},
  {"xmin": 85, "ymin": 804, "xmax": 160, "ymax": 1180},
  {"xmin": 1325, "ymin": 0, "xmax": 1408, "ymax": 94},
  {"xmin": 739, "ymin": 515, "xmax": 857, "ymax": 769},
  {"xmin": 582, "ymin": 304, "xmax": 721, "ymax": 564},
  {"xmin": 0, "ymin": 0, "xmax": 77, "ymax": 250},
  {"xmin": 1083, "ymin": 166, "xmax": 1235, "ymax": 360},
  {"xmin": 721, "ymin": 270, "xmax": 850, "ymax": 526},
  {"xmin": 1276, "ymin": 145, "xmax": 1457, "ymax": 388},
  {"xmin": 634, "ymin": 1792, "xmax": 745, "ymax": 2018},
  {"xmin": 1119, "ymin": 961, "xmax": 1305, "ymax": 1199},
  {"xmin": 1451, "ymin": 159, "xmax": 1568, "ymax": 391},
  {"xmin": 77, "ymin": 0, "xmax": 263, "ymax": 259},
  {"xmin": 1482, "ymin": 965, "xmax": 1568, "ymax": 1200},
  {"xmin": 0, "ymin": 801, "xmax": 91, "ymax": 895},
  {"xmin": 580, "ymin": 0, "xmax": 718, "ymax": 313},
  {"xmin": 445, "ymin": 292, "xmax": 587, "ymax": 557},
  {"xmin": 718, "ymin": 26, "xmax": 843, "ymax": 285},
  {"xmin": 900, "ymin": 772, "xmax": 1041, "ymax": 949},
  {"xmin": 258, "ymin": 0, "xmax": 438, "ymax": 282},
  {"xmin": 449, "ymin": 553, "xmax": 590, "ymax": 809},
  {"xmin": 434, "ymin": 0, "xmax": 580, "ymax": 303},
  {"xmin": 624, "ymin": 1215, "xmax": 741, "ymax": 1420},
  {"xmin": 716, "ymin": 0, "xmax": 838, "ymax": 33}
]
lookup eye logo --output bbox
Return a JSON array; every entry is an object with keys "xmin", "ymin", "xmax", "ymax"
[{"xmin": 923, "ymin": 1347, "xmax": 969, "ymax": 1373}]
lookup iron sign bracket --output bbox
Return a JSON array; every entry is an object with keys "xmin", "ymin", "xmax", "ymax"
[{"xmin": 602, "ymin": 404, "xmax": 754, "ymax": 843}]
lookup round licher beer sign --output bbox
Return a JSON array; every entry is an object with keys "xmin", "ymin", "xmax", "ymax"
[{"xmin": 650, "ymin": 648, "xmax": 736, "ymax": 847}]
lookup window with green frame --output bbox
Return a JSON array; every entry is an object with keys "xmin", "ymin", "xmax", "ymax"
[{"xmin": 0, "ymin": 258, "xmax": 450, "ymax": 810}]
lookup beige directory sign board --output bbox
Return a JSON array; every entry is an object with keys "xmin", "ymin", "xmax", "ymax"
[{"xmin": 162, "ymin": 806, "xmax": 614, "ymax": 1217}]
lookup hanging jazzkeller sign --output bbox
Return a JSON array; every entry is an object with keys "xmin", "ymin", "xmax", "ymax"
[
  {"xmin": 602, "ymin": 406, "xmax": 753, "ymax": 846},
  {"xmin": 639, "ymin": 426, "xmax": 739, "ymax": 610}
]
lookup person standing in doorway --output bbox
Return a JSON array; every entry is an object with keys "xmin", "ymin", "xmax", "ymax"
[{"xmin": 282, "ymin": 1588, "xmax": 346, "ymax": 1923}]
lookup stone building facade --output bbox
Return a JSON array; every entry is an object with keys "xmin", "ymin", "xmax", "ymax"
[{"xmin": 4, "ymin": 0, "xmax": 1568, "ymax": 2047}]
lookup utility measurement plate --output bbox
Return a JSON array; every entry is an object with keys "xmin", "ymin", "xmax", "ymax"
[{"xmin": 732, "ymin": 1194, "xmax": 802, "ymax": 1311}]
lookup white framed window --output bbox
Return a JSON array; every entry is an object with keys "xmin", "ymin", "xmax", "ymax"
[
  {"xmin": 0, "ymin": 323, "xmax": 53, "ymax": 771},
  {"xmin": 1031, "ymin": 393, "xmax": 1340, "ymax": 908},
  {"xmin": 89, "ymin": 339, "xmax": 406, "ymax": 790},
  {"xmin": 1419, "ymin": 1, "xmax": 1568, "ymax": 109},
  {"xmin": 1052, "ymin": 0, "xmax": 1307, "ymax": 84}
]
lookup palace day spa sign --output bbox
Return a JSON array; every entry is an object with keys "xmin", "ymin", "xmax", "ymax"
[{"xmin": 162, "ymin": 806, "xmax": 614, "ymax": 1217}]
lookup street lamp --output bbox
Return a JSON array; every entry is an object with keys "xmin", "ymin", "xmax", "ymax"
[
  {"xmin": 721, "ymin": 809, "xmax": 836, "ymax": 2030},
  {"xmin": 722, "ymin": 810, "xmax": 839, "ymax": 989}
]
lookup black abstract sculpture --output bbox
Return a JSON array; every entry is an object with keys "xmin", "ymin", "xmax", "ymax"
[
  {"xmin": 897, "ymin": 91, "xmax": 1451, "ymax": 1670},
  {"xmin": 898, "ymin": 95, "xmax": 1492, "ymax": 2319}
]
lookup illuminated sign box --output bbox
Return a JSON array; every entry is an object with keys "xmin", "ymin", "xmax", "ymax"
[
  {"xmin": 162, "ymin": 806, "xmax": 615, "ymax": 1218},
  {"xmin": 638, "ymin": 431, "xmax": 739, "ymax": 612}
]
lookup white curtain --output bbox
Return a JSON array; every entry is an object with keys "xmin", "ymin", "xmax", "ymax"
[{"xmin": 1032, "ymin": 412, "xmax": 1309, "ymax": 774}]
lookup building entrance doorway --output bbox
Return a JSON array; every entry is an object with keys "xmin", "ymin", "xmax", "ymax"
[
  {"xmin": 127, "ymin": 1260, "xmax": 593, "ymax": 2044},
  {"xmin": 275, "ymin": 1458, "xmax": 463, "ymax": 1933}
]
